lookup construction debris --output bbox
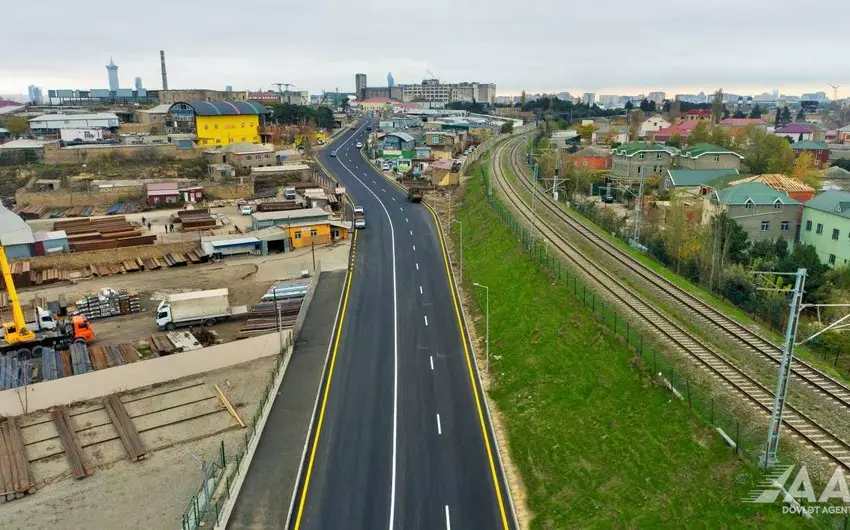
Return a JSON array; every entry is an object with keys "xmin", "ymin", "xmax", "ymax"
[
  {"xmin": 215, "ymin": 384, "xmax": 246, "ymax": 428},
  {"xmin": 148, "ymin": 331, "xmax": 201, "ymax": 356},
  {"xmin": 88, "ymin": 344, "xmax": 140, "ymax": 370},
  {"xmin": 103, "ymin": 395, "xmax": 146, "ymax": 462},
  {"xmin": 0, "ymin": 356, "xmax": 32, "ymax": 390},
  {"xmin": 0, "ymin": 418, "xmax": 34, "ymax": 500},
  {"xmin": 72, "ymin": 288, "xmax": 141, "ymax": 321},
  {"xmin": 51, "ymin": 408, "xmax": 93, "ymax": 479},
  {"xmin": 237, "ymin": 298, "xmax": 302, "ymax": 339},
  {"xmin": 69, "ymin": 340, "xmax": 92, "ymax": 375}
]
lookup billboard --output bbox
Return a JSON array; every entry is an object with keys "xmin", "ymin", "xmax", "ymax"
[{"xmin": 61, "ymin": 129, "xmax": 103, "ymax": 142}]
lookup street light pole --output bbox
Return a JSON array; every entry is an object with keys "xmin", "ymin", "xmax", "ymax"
[
  {"xmin": 473, "ymin": 282, "xmax": 490, "ymax": 373},
  {"xmin": 450, "ymin": 219, "xmax": 463, "ymax": 284}
]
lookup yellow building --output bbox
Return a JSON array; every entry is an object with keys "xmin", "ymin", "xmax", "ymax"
[{"xmin": 164, "ymin": 100, "xmax": 269, "ymax": 147}]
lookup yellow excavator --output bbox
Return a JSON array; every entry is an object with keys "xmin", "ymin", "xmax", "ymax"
[{"xmin": 0, "ymin": 246, "xmax": 94, "ymax": 355}]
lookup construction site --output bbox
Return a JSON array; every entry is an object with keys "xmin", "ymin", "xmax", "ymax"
[{"xmin": 0, "ymin": 156, "xmax": 352, "ymax": 527}]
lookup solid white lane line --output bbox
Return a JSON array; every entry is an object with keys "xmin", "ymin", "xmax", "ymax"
[
  {"xmin": 332, "ymin": 123, "xmax": 400, "ymax": 530},
  {"xmin": 382, "ymin": 188, "xmax": 386, "ymax": 192},
  {"xmin": 416, "ymin": 263, "xmax": 419, "ymax": 270},
  {"xmin": 419, "ymin": 285, "xmax": 423, "ymax": 294},
  {"xmin": 445, "ymin": 505, "xmax": 451, "ymax": 530},
  {"xmin": 392, "ymin": 197, "xmax": 396, "ymax": 202},
  {"xmin": 430, "ymin": 355, "xmax": 434, "ymax": 370},
  {"xmin": 400, "ymin": 207, "xmax": 403, "ymax": 211},
  {"xmin": 424, "ymin": 315, "xmax": 429, "ymax": 326},
  {"xmin": 436, "ymin": 414, "xmax": 442, "ymax": 435}
]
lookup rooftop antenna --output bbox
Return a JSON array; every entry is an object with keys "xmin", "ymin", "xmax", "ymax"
[{"xmin": 273, "ymin": 83, "xmax": 295, "ymax": 104}]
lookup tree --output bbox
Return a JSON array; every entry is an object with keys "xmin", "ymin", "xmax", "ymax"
[
  {"xmin": 664, "ymin": 191, "xmax": 704, "ymax": 274},
  {"xmin": 709, "ymin": 126, "xmax": 733, "ymax": 149},
  {"xmin": 670, "ymin": 99, "xmax": 681, "ymax": 120},
  {"xmin": 791, "ymin": 151, "xmax": 823, "ymax": 189},
  {"xmin": 662, "ymin": 100, "xmax": 672, "ymax": 113},
  {"xmin": 796, "ymin": 108, "xmax": 806, "ymax": 122},
  {"xmin": 743, "ymin": 126, "xmax": 794, "ymax": 174},
  {"xmin": 520, "ymin": 90, "xmax": 527, "ymax": 106},
  {"xmin": 3, "ymin": 116, "xmax": 28, "ymax": 137},
  {"xmin": 624, "ymin": 101, "xmax": 633, "ymax": 112},
  {"xmin": 712, "ymin": 89, "xmax": 724, "ymax": 124},
  {"xmin": 687, "ymin": 121, "xmax": 711, "ymax": 145},
  {"xmin": 781, "ymin": 107, "xmax": 792, "ymax": 125},
  {"xmin": 749, "ymin": 104, "xmax": 763, "ymax": 119},
  {"xmin": 733, "ymin": 110, "xmax": 746, "ymax": 119},
  {"xmin": 500, "ymin": 121, "xmax": 514, "ymax": 134},
  {"xmin": 722, "ymin": 106, "xmax": 730, "ymax": 120},
  {"xmin": 649, "ymin": 100, "xmax": 657, "ymax": 112},
  {"xmin": 667, "ymin": 133, "xmax": 682, "ymax": 148},
  {"xmin": 774, "ymin": 108, "xmax": 782, "ymax": 127},
  {"xmin": 705, "ymin": 213, "xmax": 750, "ymax": 292},
  {"xmin": 575, "ymin": 123, "xmax": 598, "ymax": 143},
  {"xmin": 640, "ymin": 98, "xmax": 650, "ymax": 112}
]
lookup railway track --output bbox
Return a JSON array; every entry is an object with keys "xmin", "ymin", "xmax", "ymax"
[
  {"xmin": 489, "ymin": 135, "xmax": 850, "ymax": 471},
  {"xmin": 504, "ymin": 137, "xmax": 850, "ymax": 412}
]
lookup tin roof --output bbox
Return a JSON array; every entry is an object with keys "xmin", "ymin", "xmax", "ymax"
[
  {"xmin": 803, "ymin": 191, "xmax": 850, "ymax": 219},
  {"xmin": 727, "ymin": 174, "xmax": 815, "ymax": 193},
  {"xmin": 715, "ymin": 182, "xmax": 800, "ymax": 206},
  {"xmin": 174, "ymin": 101, "xmax": 268, "ymax": 116}
]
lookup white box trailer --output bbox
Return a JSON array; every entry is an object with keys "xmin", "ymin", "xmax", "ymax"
[{"xmin": 155, "ymin": 289, "xmax": 246, "ymax": 331}]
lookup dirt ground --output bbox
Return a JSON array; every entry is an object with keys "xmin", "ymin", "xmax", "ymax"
[
  {"xmin": 9, "ymin": 242, "xmax": 350, "ymax": 349},
  {"xmin": 0, "ymin": 356, "xmax": 277, "ymax": 530}
]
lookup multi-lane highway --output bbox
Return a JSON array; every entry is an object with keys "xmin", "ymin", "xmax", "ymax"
[{"xmin": 289, "ymin": 121, "xmax": 515, "ymax": 530}]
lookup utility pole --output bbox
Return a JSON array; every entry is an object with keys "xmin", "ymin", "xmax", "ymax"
[
  {"xmin": 311, "ymin": 240, "xmax": 316, "ymax": 272},
  {"xmin": 451, "ymin": 219, "xmax": 463, "ymax": 283},
  {"xmin": 472, "ymin": 282, "xmax": 490, "ymax": 373},
  {"xmin": 759, "ymin": 268, "xmax": 806, "ymax": 469},
  {"xmin": 633, "ymin": 170, "xmax": 645, "ymax": 244}
]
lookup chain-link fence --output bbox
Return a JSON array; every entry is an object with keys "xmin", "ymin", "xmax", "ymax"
[
  {"xmin": 477, "ymin": 161, "xmax": 771, "ymax": 465},
  {"xmin": 180, "ymin": 334, "xmax": 292, "ymax": 530}
]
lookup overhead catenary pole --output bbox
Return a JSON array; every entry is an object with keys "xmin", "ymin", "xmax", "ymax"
[
  {"xmin": 451, "ymin": 219, "xmax": 463, "ymax": 283},
  {"xmin": 760, "ymin": 268, "xmax": 807, "ymax": 469},
  {"xmin": 473, "ymin": 282, "xmax": 490, "ymax": 373}
]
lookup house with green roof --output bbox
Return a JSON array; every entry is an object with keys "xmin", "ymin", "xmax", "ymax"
[
  {"xmin": 702, "ymin": 182, "xmax": 802, "ymax": 242},
  {"xmin": 661, "ymin": 168, "xmax": 740, "ymax": 193},
  {"xmin": 800, "ymin": 190, "xmax": 850, "ymax": 266},
  {"xmin": 678, "ymin": 143, "xmax": 744, "ymax": 171},
  {"xmin": 611, "ymin": 142, "xmax": 676, "ymax": 183}
]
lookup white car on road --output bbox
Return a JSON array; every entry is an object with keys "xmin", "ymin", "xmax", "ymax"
[{"xmin": 355, "ymin": 141, "xmax": 363, "ymax": 148}]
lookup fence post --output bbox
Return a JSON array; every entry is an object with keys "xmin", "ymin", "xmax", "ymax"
[
  {"xmin": 639, "ymin": 335, "xmax": 644, "ymax": 356},
  {"xmin": 686, "ymin": 379, "xmax": 691, "ymax": 409},
  {"xmin": 220, "ymin": 440, "xmax": 225, "ymax": 468},
  {"xmin": 652, "ymin": 348, "xmax": 657, "ymax": 374},
  {"xmin": 711, "ymin": 398, "xmax": 715, "ymax": 424},
  {"xmin": 735, "ymin": 422, "xmax": 740, "ymax": 456}
]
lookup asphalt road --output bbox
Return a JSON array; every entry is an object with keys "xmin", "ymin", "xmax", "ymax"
[{"xmin": 290, "ymin": 121, "xmax": 515, "ymax": 530}]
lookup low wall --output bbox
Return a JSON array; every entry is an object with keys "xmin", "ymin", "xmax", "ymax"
[
  {"xmin": 43, "ymin": 143, "xmax": 201, "ymax": 165},
  {"xmin": 15, "ymin": 187, "xmax": 143, "ymax": 208},
  {"xmin": 205, "ymin": 183, "xmax": 253, "ymax": 199},
  {"xmin": 0, "ymin": 331, "xmax": 289, "ymax": 417}
]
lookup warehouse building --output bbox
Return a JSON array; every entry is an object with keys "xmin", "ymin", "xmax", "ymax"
[
  {"xmin": 164, "ymin": 100, "xmax": 268, "ymax": 148},
  {"xmin": 29, "ymin": 113, "xmax": 120, "ymax": 133},
  {"xmin": 0, "ymin": 204, "xmax": 36, "ymax": 259},
  {"xmin": 250, "ymin": 207, "xmax": 330, "ymax": 231}
]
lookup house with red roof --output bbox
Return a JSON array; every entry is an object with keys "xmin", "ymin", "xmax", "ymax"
[
  {"xmin": 775, "ymin": 123, "xmax": 813, "ymax": 143},
  {"xmin": 652, "ymin": 121, "xmax": 700, "ymax": 143},
  {"xmin": 719, "ymin": 118, "xmax": 769, "ymax": 130},
  {"xmin": 682, "ymin": 109, "xmax": 713, "ymax": 121}
]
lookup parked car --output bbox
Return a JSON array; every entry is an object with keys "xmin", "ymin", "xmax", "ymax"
[
  {"xmin": 382, "ymin": 162, "xmax": 391, "ymax": 171},
  {"xmin": 240, "ymin": 205, "xmax": 253, "ymax": 215},
  {"xmin": 602, "ymin": 194, "xmax": 615, "ymax": 204}
]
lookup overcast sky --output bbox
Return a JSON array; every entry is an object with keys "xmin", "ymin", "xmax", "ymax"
[{"xmin": 3, "ymin": 0, "xmax": 849, "ymax": 100}]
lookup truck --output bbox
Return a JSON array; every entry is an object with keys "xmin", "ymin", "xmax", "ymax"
[
  {"xmin": 353, "ymin": 206, "xmax": 366, "ymax": 229},
  {"xmin": 155, "ymin": 289, "xmax": 247, "ymax": 331},
  {"xmin": 407, "ymin": 187, "xmax": 424, "ymax": 202},
  {"xmin": 349, "ymin": 122, "xmax": 357, "ymax": 130},
  {"xmin": 1, "ymin": 246, "xmax": 94, "ymax": 356},
  {"xmin": 284, "ymin": 187, "xmax": 297, "ymax": 200}
]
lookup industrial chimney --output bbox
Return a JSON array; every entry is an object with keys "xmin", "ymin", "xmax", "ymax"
[{"xmin": 160, "ymin": 50, "xmax": 169, "ymax": 90}]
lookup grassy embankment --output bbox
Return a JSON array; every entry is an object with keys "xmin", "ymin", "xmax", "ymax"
[{"xmin": 455, "ymin": 160, "xmax": 812, "ymax": 529}]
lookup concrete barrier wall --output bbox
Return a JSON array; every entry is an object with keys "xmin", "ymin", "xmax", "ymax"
[
  {"xmin": 15, "ymin": 188, "xmax": 144, "ymax": 208},
  {"xmin": 0, "ymin": 331, "xmax": 290, "ymax": 417}
]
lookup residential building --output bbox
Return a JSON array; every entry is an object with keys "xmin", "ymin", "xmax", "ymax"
[
  {"xmin": 583, "ymin": 93, "xmax": 596, "ymax": 106},
  {"xmin": 702, "ymin": 182, "xmax": 802, "ymax": 242},
  {"xmin": 135, "ymin": 103, "xmax": 171, "ymax": 125},
  {"xmin": 719, "ymin": 118, "xmax": 769, "ymax": 129},
  {"xmin": 355, "ymin": 73, "xmax": 367, "ymax": 98},
  {"xmin": 592, "ymin": 126, "xmax": 628, "ymax": 145},
  {"xmin": 164, "ymin": 100, "xmax": 268, "ymax": 147},
  {"xmin": 424, "ymin": 131, "xmax": 460, "ymax": 159},
  {"xmin": 106, "ymin": 57, "xmax": 119, "ymax": 91},
  {"xmin": 28, "ymin": 85, "xmax": 43, "ymax": 105},
  {"xmin": 791, "ymin": 140, "xmax": 830, "ymax": 167},
  {"xmin": 661, "ymin": 169, "xmax": 739, "ymax": 194},
  {"xmin": 204, "ymin": 142, "xmax": 276, "ymax": 169},
  {"xmin": 357, "ymin": 97, "xmax": 397, "ymax": 114},
  {"xmin": 568, "ymin": 146, "xmax": 611, "ymax": 170},
  {"xmin": 682, "ymin": 109, "xmax": 713, "ymax": 121},
  {"xmin": 395, "ymin": 79, "xmax": 497, "ymax": 104},
  {"xmin": 134, "ymin": 77, "xmax": 143, "ymax": 91},
  {"xmin": 800, "ymin": 191, "xmax": 850, "ymax": 265},
  {"xmin": 598, "ymin": 95, "xmax": 620, "ymax": 108},
  {"xmin": 727, "ymin": 174, "xmax": 816, "ymax": 202},
  {"xmin": 611, "ymin": 142, "xmax": 676, "ymax": 183},
  {"xmin": 677, "ymin": 144, "xmax": 744, "ymax": 171},
  {"xmin": 647, "ymin": 92, "xmax": 666, "ymax": 104},
  {"xmin": 838, "ymin": 125, "xmax": 850, "ymax": 144},
  {"xmin": 775, "ymin": 123, "xmax": 814, "ymax": 143},
  {"xmin": 652, "ymin": 121, "xmax": 700, "ymax": 143},
  {"xmin": 639, "ymin": 115, "xmax": 671, "ymax": 138},
  {"xmin": 822, "ymin": 166, "xmax": 850, "ymax": 192}
]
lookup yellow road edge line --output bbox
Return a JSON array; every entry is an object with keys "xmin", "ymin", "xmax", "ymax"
[
  {"xmin": 358, "ymin": 148, "xmax": 409, "ymax": 193},
  {"xmin": 293, "ymin": 229, "xmax": 358, "ymax": 529},
  {"xmin": 425, "ymin": 202, "xmax": 510, "ymax": 529}
]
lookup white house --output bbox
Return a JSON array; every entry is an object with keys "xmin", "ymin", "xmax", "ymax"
[
  {"xmin": 29, "ymin": 113, "xmax": 120, "ymax": 132},
  {"xmin": 774, "ymin": 123, "xmax": 814, "ymax": 143},
  {"xmin": 639, "ymin": 115, "xmax": 671, "ymax": 138}
]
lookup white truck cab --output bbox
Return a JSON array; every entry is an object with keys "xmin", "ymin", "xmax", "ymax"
[{"xmin": 353, "ymin": 206, "xmax": 366, "ymax": 229}]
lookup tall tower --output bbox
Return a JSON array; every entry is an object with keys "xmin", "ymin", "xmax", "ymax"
[
  {"xmin": 160, "ymin": 50, "xmax": 169, "ymax": 90},
  {"xmin": 134, "ymin": 77, "xmax": 143, "ymax": 91},
  {"xmin": 387, "ymin": 72, "xmax": 394, "ymax": 99},
  {"xmin": 106, "ymin": 57, "xmax": 119, "ymax": 91},
  {"xmin": 355, "ymin": 73, "xmax": 367, "ymax": 99}
]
